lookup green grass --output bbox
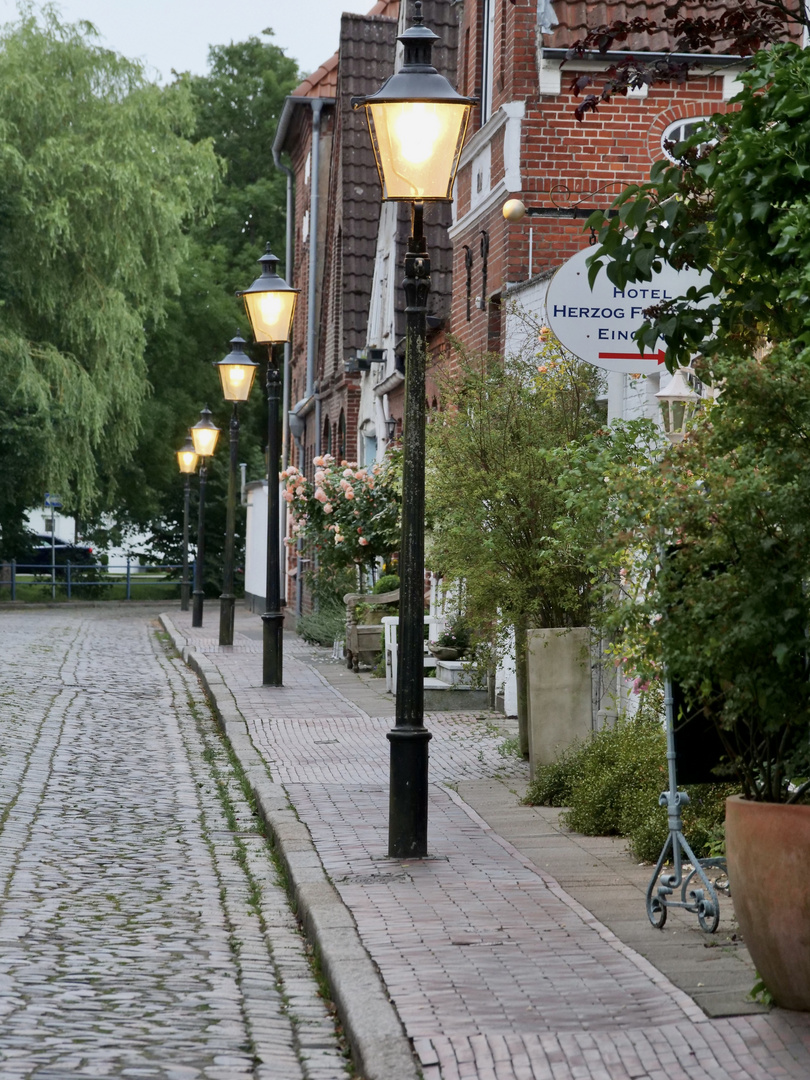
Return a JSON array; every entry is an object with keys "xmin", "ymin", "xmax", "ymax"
[{"xmin": 0, "ymin": 576, "xmax": 183, "ymax": 602}]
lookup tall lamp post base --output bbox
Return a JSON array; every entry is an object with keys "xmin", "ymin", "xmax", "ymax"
[
  {"xmin": 191, "ymin": 464, "xmax": 208, "ymax": 629},
  {"xmin": 262, "ymin": 609, "xmax": 284, "ymax": 686},
  {"xmin": 388, "ymin": 201, "xmax": 431, "ymax": 858},
  {"xmin": 262, "ymin": 348, "xmax": 285, "ymax": 687},
  {"xmin": 387, "ymin": 726, "xmax": 432, "ymax": 858},
  {"xmin": 219, "ymin": 402, "xmax": 241, "ymax": 648},
  {"xmin": 181, "ymin": 474, "xmax": 191, "ymax": 612},
  {"xmin": 219, "ymin": 594, "xmax": 236, "ymax": 645}
]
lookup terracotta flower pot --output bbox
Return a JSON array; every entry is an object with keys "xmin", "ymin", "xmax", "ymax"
[{"xmin": 726, "ymin": 794, "xmax": 810, "ymax": 1010}]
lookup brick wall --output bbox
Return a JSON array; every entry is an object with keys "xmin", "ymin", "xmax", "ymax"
[{"xmin": 447, "ymin": 0, "xmax": 737, "ymax": 360}]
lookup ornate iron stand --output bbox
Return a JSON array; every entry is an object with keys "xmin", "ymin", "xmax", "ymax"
[{"xmin": 645, "ymin": 676, "xmax": 723, "ymax": 932}]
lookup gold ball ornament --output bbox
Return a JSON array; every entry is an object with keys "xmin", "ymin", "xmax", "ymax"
[{"xmin": 502, "ymin": 198, "xmax": 527, "ymax": 222}]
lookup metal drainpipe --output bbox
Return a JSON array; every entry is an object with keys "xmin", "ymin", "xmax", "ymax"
[
  {"xmin": 272, "ymin": 141, "xmax": 295, "ymax": 603},
  {"xmin": 272, "ymin": 149, "xmax": 294, "ymax": 475},
  {"xmin": 313, "ymin": 384, "xmax": 321, "ymax": 605},
  {"xmin": 315, "ymin": 388, "xmax": 322, "ymax": 460},
  {"xmin": 306, "ymin": 99, "xmax": 324, "ymax": 401},
  {"xmin": 293, "ymin": 434, "xmax": 305, "ymax": 616}
]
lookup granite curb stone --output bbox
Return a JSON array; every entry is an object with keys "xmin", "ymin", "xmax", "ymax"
[{"xmin": 160, "ymin": 613, "xmax": 421, "ymax": 1080}]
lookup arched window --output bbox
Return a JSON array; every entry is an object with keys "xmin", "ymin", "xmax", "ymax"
[
  {"xmin": 323, "ymin": 417, "xmax": 332, "ymax": 457},
  {"xmin": 661, "ymin": 117, "xmax": 713, "ymax": 163},
  {"xmin": 338, "ymin": 411, "xmax": 346, "ymax": 461}
]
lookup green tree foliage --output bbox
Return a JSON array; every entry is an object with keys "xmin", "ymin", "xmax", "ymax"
[
  {"xmin": 426, "ymin": 332, "xmax": 613, "ymax": 749},
  {"xmin": 187, "ymin": 35, "xmax": 299, "ymax": 278},
  {"xmin": 578, "ymin": 37, "xmax": 810, "ymax": 801},
  {"xmin": 0, "ymin": 8, "xmax": 221, "ymax": 554},
  {"xmin": 595, "ymin": 348, "xmax": 810, "ymax": 803},
  {"xmin": 426, "ymin": 334, "xmax": 606, "ymax": 639},
  {"xmin": 587, "ymin": 43, "xmax": 810, "ymax": 372},
  {"xmin": 85, "ymin": 32, "xmax": 301, "ymax": 579}
]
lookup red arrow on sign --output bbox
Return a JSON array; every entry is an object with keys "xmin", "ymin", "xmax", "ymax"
[{"xmin": 598, "ymin": 349, "xmax": 667, "ymax": 365}]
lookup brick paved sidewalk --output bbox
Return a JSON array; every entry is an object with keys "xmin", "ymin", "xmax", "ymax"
[{"xmin": 166, "ymin": 607, "xmax": 810, "ymax": 1080}]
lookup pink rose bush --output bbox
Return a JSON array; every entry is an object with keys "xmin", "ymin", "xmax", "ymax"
[{"xmin": 281, "ymin": 449, "xmax": 401, "ymax": 571}]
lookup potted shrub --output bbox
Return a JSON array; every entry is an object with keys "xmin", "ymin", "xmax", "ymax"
[
  {"xmin": 586, "ymin": 45, "xmax": 810, "ymax": 1007},
  {"xmin": 428, "ymin": 614, "xmax": 471, "ymax": 662},
  {"xmin": 425, "ymin": 339, "xmax": 610, "ymax": 754},
  {"xmin": 599, "ymin": 349, "xmax": 810, "ymax": 1008}
]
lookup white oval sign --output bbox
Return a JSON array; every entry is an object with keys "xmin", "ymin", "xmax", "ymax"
[{"xmin": 545, "ymin": 246, "xmax": 711, "ymax": 373}]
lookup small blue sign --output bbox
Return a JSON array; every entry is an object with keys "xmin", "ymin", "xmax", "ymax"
[{"xmin": 44, "ymin": 493, "xmax": 63, "ymax": 509}]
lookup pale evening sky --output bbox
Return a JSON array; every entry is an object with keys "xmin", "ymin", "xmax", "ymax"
[{"xmin": 0, "ymin": 0, "xmax": 369, "ymax": 81}]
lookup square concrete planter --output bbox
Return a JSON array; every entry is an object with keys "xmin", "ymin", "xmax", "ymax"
[{"xmin": 526, "ymin": 627, "xmax": 592, "ymax": 778}]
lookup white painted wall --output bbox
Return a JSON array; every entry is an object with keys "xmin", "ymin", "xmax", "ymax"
[
  {"xmin": 26, "ymin": 507, "xmax": 76, "ymax": 543},
  {"xmin": 24, "ymin": 508, "xmax": 154, "ymax": 570},
  {"xmin": 359, "ymin": 200, "xmax": 399, "ymax": 464},
  {"xmin": 496, "ymin": 629, "xmax": 518, "ymax": 717},
  {"xmin": 245, "ymin": 480, "xmax": 267, "ymax": 606}
]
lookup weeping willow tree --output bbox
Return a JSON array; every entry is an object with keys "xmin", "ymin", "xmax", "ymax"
[{"xmin": 0, "ymin": 6, "xmax": 221, "ymax": 554}]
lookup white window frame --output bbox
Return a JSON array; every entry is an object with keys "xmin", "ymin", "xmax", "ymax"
[{"xmin": 480, "ymin": 0, "xmax": 496, "ymax": 123}]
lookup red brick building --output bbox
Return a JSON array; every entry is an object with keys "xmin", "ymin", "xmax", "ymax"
[
  {"xmin": 448, "ymin": 1, "xmax": 754, "ymax": 362},
  {"xmin": 272, "ymin": 0, "xmax": 457, "ymax": 613},
  {"xmin": 268, "ymin": 1, "xmax": 801, "ymax": 616}
]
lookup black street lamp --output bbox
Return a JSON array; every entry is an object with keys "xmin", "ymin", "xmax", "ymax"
[
  {"xmin": 176, "ymin": 435, "xmax": 199, "ymax": 612},
  {"xmin": 214, "ymin": 334, "xmax": 259, "ymax": 646},
  {"xmin": 190, "ymin": 407, "xmax": 221, "ymax": 628},
  {"xmin": 238, "ymin": 245, "xmax": 299, "ymax": 685},
  {"xmin": 354, "ymin": 1, "xmax": 474, "ymax": 858}
]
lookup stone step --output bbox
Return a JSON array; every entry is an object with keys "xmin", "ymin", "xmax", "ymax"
[
  {"xmin": 422, "ymin": 677, "xmax": 488, "ymax": 712},
  {"xmin": 433, "ymin": 659, "xmax": 475, "ymax": 688}
]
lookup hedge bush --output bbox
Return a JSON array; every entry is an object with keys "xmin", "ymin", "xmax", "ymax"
[
  {"xmin": 297, "ymin": 596, "xmax": 347, "ymax": 647},
  {"xmin": 524, "ymin": 689, "xmax": 736, "ymax": 862},
  {"xmin": 372, "ymin": 574, "xmax": 400, "ymax": 595}
]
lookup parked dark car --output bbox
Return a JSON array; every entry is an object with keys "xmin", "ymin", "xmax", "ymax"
[{"xmin": 15, "ymin": 533, "xmax": 95, "ymax": 569}]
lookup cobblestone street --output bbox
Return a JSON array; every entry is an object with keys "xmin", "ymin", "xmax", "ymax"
[
  {"xmin": 6, "ymin": 603, "xmax": 810, "ymax": 1080},
  {"xmin": 0, "ymin": 607, "xmax": 349, "ymax": 1080}
]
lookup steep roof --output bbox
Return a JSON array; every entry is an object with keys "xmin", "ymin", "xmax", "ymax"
[
  {"xmin": 338, "ymin": 12, "xmax": 399, "ymax": 361},
  {"xmin": 544, "ymin": 0, "xmax": 803, "ymax": 54},
  {"xmin": 292, "ymin": 0, "xmax": 401, "ymax": 98},
  {"xmin": 293, "ymin": 52, "xmax": 339, "ymax": 98}
]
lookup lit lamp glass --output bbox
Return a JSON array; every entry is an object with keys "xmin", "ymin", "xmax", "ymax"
[
  {"xmin": 215, "ymin": 334, "xmax": 259, "ymax": 403},
  {"xmin": 238, "ymin": 246, "xmax": 298, "ymax": 344},
  {"xmin": 190, "ymin": 406, "xmax": 221, "ymax": 457},
  {"xmin": 176, "ymin": 435, "xmax": 199, "ymax": 474},
  {"xmin": 353, "ymin": 4, "xmax": 475, "ymax": 202},
  {"xmin": 655, "ymin": 367, "xmax": 702, "ymax": 444},
  {"xmin": 365, "ymin": 100, "xmax": 471, "ymax": 201}
]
